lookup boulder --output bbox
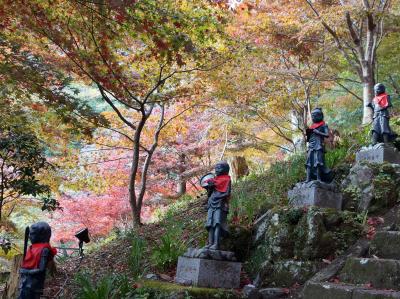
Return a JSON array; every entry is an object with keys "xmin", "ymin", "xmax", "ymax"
[
  {"xmin": 258, "ymin": 259, "xmax": 320, "ymax": 287},
  {"xmin": 341, "ymin": 162, "xmax": 400, "ymax": 212}
]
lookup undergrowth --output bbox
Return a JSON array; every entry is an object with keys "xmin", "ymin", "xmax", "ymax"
[{"xmin": 230, "ymin": 153, "xmax": 306, "ymax": 226}]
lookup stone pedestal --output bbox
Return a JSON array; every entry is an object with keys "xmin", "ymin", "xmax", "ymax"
[
  {"xmin": 175, "ymin": 248, "xmax": 241, "ymax": 289},
  {"xmin": 288, "ymin": 181, "xmax": 342, "ymax": 210},
  {"xmin": 356, "ymin": 143, "xmax": 400, "ymax": 164}
]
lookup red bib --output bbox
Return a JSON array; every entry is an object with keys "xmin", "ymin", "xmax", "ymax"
[
  {"xmin": 21, "ymin": 243, "xmax": 57, "ymax": 269},
  {"xmin": 373, "ymin": 93, "xmax": 389, "ymax": 109},
  {"xmin": 206, "ymin": 174, "xmax": 231, "ymax": 193},
  {"xmin": 309, "ymin": 121, "xmax": 326, "ymax": 129}
]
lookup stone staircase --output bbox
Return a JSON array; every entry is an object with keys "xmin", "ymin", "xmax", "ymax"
[{"xmin": 303, "ymin": 230, "xmax": 400, "ymax": 299}]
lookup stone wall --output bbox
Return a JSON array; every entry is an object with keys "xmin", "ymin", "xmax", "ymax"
[{"xmin": 249, "ymin": 207, "xmax": 363, "ymax": 287}]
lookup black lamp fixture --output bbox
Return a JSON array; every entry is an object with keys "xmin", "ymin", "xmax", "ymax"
[{"xmin": 75, "ymin": 228, "xmax": 90, "ymax": 257}]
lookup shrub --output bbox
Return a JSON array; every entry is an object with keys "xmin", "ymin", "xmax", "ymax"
[
  {"xmin": 151, "ymin": 226, "xmax": 186, "ymax": 270},
  {"xmin": 230, "ymin": 153, "xmax": 306, "ymax": 226},
  {"xmin": 128, "ymin": 235, "xmax": 147, "ymax": 279},
  {"xmin": 75, "ymin": 272, "xmax": 131, "ymax": 299}
]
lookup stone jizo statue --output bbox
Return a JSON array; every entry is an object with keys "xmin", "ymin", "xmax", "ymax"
[
  {"xmin": 367, "ymin": 83, "xmax": 396, "ymax": 145},
  {"xmin": 305, "ymin": 108, "xmax": 332, "ymax": 183},
  {"xmin": 19, "ymin": 222, "xmax": 57, "ymax": 299},
  {"xmin": 201, "ymin": 162, "xmax": 231, "ymax": 250}
]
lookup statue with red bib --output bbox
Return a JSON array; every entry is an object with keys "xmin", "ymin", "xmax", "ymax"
[
  {"xmin": 305, "ymin": 108, "xmax": 332, "ymax": 183},
  {"xmin": 201, "ymin": 162, "xmax": 231, "ymax": 250},
  {"xmin": 367, "ymin": 83, "xmax": 397, "ymax": 145},
  {"xmin": 18, "ymin": 222, "xmax": 57, "ymax": 299}
]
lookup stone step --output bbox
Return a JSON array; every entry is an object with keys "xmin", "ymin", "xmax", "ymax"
[
  {"xmin": 371, "ymin": 231, "xmax": 400, "ymax": 259},
  {"xmin": 303, "ymin": 282, "xmax": 400, "ymax": 299},
  {"xmin": 353, "ymin": 289, "xmax": 400, "ymax": 299},
  {"xmin": 303, "ymin": 282, "xmax": 358, "ymax": 299},
  {"xmin": 340, "ymin": 257, "xmax": 400, "ymax": 290}
]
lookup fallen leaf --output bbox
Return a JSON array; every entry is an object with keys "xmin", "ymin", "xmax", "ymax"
[{"xmin": 364, "ymin": 282, "xmax": 373, "ymax": 288}]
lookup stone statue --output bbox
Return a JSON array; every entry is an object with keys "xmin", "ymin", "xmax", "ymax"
[
  {"xmin": 19, "ymin": 222, "xmax": 57, "ymax": 299},
  {"xmin": 201, "ymin": 162, "xmax": 231, "ymax": 250},
  {"xmin": 367, "ymin": 83, "xmax": 396, "ymax": 145},
  {"xmin": 305, "ymin": 108, "xmax": 332, "ymax": 183}
]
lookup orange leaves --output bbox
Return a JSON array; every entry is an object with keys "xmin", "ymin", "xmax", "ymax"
[{"xmin": 30, "ymin": 103, "xmax": 48, "ymax": 112}]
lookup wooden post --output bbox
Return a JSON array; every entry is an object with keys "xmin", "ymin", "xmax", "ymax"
[{"xmin": 3, "ymin": 254, "xmax": 22, "ymax": 299}]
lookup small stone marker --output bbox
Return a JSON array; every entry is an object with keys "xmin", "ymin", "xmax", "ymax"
[
  {"xmin": 288, "ymin": 181, "xmax": 342, "ymax": 210},
  {"xmin": 175, "ymin": 248, "xmax": 241, "ymax": 289},
  {"xmin": 356, "ymin": 143, "xmax": 400, "ymax": 164}
]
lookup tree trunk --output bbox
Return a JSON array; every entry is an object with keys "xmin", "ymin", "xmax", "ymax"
[
  {"xmin": 176, "ymin": 180, "xmax": 186, "ymax": 196},
  {"xmin": 133, "ymin": 209, "xmax": 141, "ymax": 226},
  {"xmin": 3, "ymin": 254, "xmax": 22, "ymax": 299},
  {"xmin": 362, "ymin": 78, "xmax": 374, "ymax": 124},
  {"xmin": 228, "ymin": 156, "xmax": 249, "ymax": 182},
  {"xmin": 128, "ymin": 114, "xmax": 147, "ymax": 227}
]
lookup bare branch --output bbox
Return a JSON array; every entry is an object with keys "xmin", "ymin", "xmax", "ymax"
[{"xmin": 97, "ymin": 84, "xmax": 137, "ymax": 130}]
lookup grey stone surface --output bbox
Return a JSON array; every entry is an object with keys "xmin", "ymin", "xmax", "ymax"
[
  {"xmin": 259, "ymin": 259, "xmax": 320, "ymax": 287},
  {"xmin": 353, "ymin": 289, "xmax": 400, "ymax": 299},
  {"xmin": 288, "ymin": 181, "xmax": 342, "ymax": 210},
  {"xmin": 307, "ymin": 239, "xmax": 369, "ymax": 284},
  {"xmin": 183, "ymin": 247, "xmax": 237, "ymax": 261},
  {"xmin": 371, "ymin": 231, "xmax": 400, "ymax": 259},
  {"xmin": 341, "ymin": 162, "xmax": 400, "ymax": 212},
  {"xmin": 243, "ymin": 284, "xmax": 261, "ymax": 299},
  {"xmin": 145, "ymin": 273, "xmax": 158, "ymax": 280},
  {"xmin": 356, "ymin": 143, "xmax": 400, "ymax": 164},
  {"xmin": 340, "ymin": 257, "xmax": 400, "ymax": 290},
  {"xmin": 303, "ymin": 282, "xmax": 356, "ymax": 299},
  {"xmin": 253, "ymin": 211, "xmax": 273, "ymax": 244},
  {"xmin": 341, "ymin": 163, "xmax": 375, "ymax": 211},
  {"xmin": 259, "ymin": 288, "xmax": 287, "ymax": 298},
  {"xmin": 303, "ymin": 282, "xmax": 400, "ymax": 299},
  {"xmin": 176, "ymin": 256, "xmax": 241, "ymax": 289}
]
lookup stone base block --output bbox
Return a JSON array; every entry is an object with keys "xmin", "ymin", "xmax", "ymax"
[
  {"xmin": 356, "ymin": 143, "xmax": 400, "ymax": 164},
  {"xmin": 288, "ymin": 181, "xmax": 342, "ymax": 210},
  {"xmin": 176, "ymin": 256, "xmax": 241, "ymax": 289},
  {"xmin": 183, "ymin": 247, "xmax": 237, "ymax": 261}
]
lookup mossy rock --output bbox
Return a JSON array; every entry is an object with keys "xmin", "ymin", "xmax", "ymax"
[
  {"xmin": 341, "ymin": 162, "xmax": 400, "ymax": 213},
  {"xmin": 137, "ymin": 280, "xmax": 243, "ymax": 299},
  {"xmin": 247, "ymin": 207, "xmax": 363, "ymax": 279},
  {"xmin": 222, "ymin": 225, "xmax": 252, "ymax": 262},
  {"xmin": 257, "ymin": 260, "xmax": 321, "ymax": 288}
]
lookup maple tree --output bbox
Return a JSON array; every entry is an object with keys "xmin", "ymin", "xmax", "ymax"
[
  {"xmin": 203, "ymin": 1, "xmax": 337, "ymax": 156},
  {"xmin": 0, "ymin": 124, "xmax": 58, "ymax": 221},
  {"xmin": 47, "ymin": 105, "xmax": 223, "ymax": 240},
  {"xmin": 1, "ymin": 0, "xmax": 226, "ymax": 225},
  {"xmin": 303, "ymin": 0, "xmax": 395, "ymax": 124},
  {"xmin": 50, "ymin": 186, "xmax": 131, "ymax": 242},
  {"xmin": 66, "ymin": 106, "xmax": 219, "ymax": 201},
  {"xmin": 224, "ymin": 0, "xmax": 399, "ymax": 125}
]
